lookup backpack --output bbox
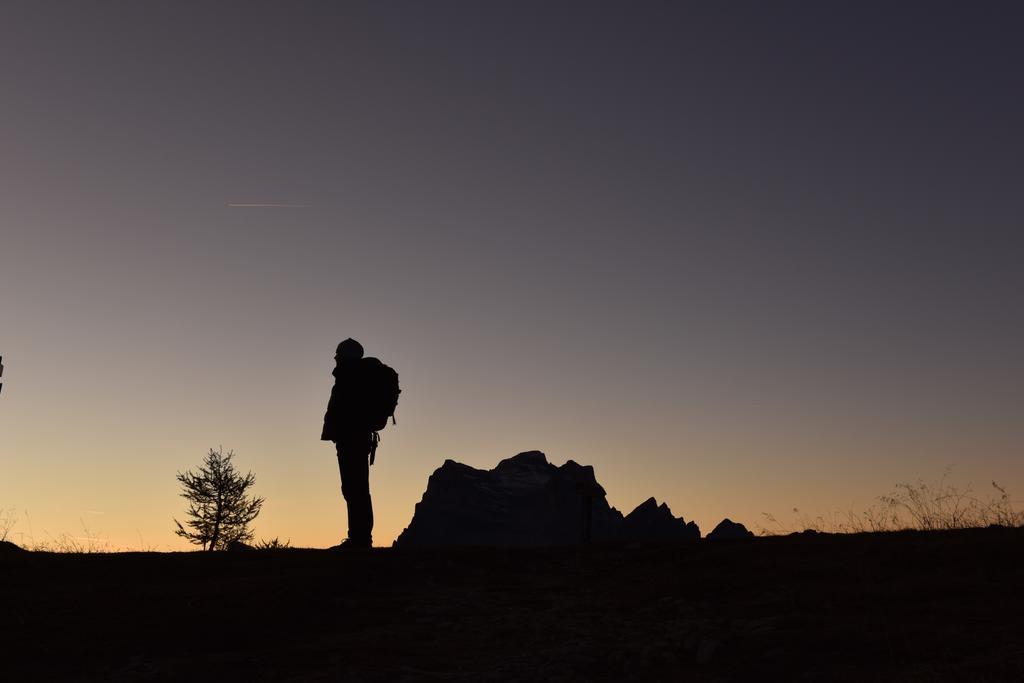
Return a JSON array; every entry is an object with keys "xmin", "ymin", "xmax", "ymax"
[{"xmin": 361, "ymin": 357, "xmax": 400, "ymax": 432}]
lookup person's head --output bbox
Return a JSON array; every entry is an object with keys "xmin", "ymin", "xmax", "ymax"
[{"xmin": 335, "ymin": 338, "xmax": 364, "ymax": 362}]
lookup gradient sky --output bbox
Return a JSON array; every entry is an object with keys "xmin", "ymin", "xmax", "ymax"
[{"xmin": 2, "ymin": 2, "xmax": 1022, "ymax": 549}]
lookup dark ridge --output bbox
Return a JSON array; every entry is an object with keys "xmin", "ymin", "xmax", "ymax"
[{"xmin": 2, "ymin": 527, "xmax": 1023, "ymax": 680}]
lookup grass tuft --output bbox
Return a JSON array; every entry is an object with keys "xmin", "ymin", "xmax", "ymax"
[{"xmin": 761, "ymin": 472, "xmax": 1023, "ymax": 535}]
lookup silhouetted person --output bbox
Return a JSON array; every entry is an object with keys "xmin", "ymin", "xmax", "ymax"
[{"xmin": 321, "ymin": 338, "xmax": 400, "ymax": 550}]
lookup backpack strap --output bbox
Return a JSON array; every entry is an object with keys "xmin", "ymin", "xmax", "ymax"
[{"xmin": 369, "ymin": 431, "xmax": 380, "ymax": 466}]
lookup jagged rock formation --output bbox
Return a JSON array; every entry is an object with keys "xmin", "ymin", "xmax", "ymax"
[
  {"xmin": 707, "ymin": 518, "xmax": 755, "ymax": 540},
  {"xmin": 394, "ymin": 451, "xmax": 701, "ymax": 547},
  {"xmin": 622, "ymin": 497, "xmax": 701, "ymax": 541}
]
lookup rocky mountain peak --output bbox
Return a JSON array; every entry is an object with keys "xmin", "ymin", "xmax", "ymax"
[{"xmin": 395, "ymin": 451, "xmax": 702, "ymax": 547}]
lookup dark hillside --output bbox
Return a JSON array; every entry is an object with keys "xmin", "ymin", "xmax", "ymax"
[{"xmin": 3, "ymin": 527, "xmax": 1023, "ymax": 681}]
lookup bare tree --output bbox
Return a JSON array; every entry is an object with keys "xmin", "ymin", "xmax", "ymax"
[{"xmin": 174, "ymin": 447, "xmax": 264, "ymax": 551}]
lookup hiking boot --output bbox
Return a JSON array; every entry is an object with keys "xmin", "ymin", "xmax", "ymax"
[{"xmin": 329, "ymin": 538, "xmax": 372, "ymax": 551}]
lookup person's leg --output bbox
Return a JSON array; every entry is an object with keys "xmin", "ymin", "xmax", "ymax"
[{"xmin": 336, "ymin": 435, "xmax": 373, "ymax": 544}]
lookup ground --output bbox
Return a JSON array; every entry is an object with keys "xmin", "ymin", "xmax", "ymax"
[{"xmin": 3, "ymin": 527, "xmax": 1023, "ymax": 681}]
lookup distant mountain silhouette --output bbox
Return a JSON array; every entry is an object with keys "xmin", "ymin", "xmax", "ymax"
[
  {"xmin": 621, "ymin": 497, "xmax": 701, "ymax": 541},
  {"xmin": 394, "ymin": 451, "xmax": 702, "ymax": 547},
  {"xmin": 0, "ymin": 540, "xmax": 24, "ymax": 553},
  {"xmin": 706, "ymin": 518, "xmax": 755, "ymax": 540}
]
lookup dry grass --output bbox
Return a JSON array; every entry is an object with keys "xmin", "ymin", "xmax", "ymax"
[
  {"xmin": 761, "ymin": 472, "xmax": 1024, "ymax": 535},
  {"xmin": 0, "ymin": 506, "xmax": 17, "ymax": 543},
  {"xmin": 14, "ymin": 513, "xmax": 116, "ymax": 553}
]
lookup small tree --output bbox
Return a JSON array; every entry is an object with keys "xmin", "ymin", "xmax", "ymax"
[{"xmin": 174, "ymin": 447, "xmax": 265, "ymax": 551}]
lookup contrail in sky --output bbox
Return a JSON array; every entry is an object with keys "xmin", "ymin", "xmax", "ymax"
[{"xmin": 227, "ymin": 202, "xmax": 308, "ymax": 208}]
